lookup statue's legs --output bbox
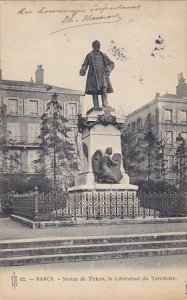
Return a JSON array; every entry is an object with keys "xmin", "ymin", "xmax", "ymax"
[
  {"xmin": 92, "ymin": 93, "xmax": 99, "ymax": 108},
  {"xmin": 101, "ymin": 88, "xmax": 108, "ymax": 107}
]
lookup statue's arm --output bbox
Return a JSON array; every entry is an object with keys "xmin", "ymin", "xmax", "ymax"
[
  {"xmin": 80, "ymin": 54, "xmax": 89, "ymax": 76},
  {"xmin": 103, "ymin": 53, "xmax": 115, "ymax": 74},
  {"xmin": 108, "ymin": 156, "xmax": 118, "ymax": 165}
]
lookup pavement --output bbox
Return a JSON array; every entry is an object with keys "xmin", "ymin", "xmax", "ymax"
[
  {"xmin": 1, "ymin": 218, "xmax": 186, "ymax": 300},
  {"xmin": 0, "ymin": 217, "xmax": 187, "ymax": 241}
]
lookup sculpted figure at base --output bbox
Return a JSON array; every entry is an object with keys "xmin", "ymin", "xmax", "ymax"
[
  {"xmin": 92, "ymin": 147, "xmax": 123, "ymax": 184},
  {"xmin": 80, "ymin": 40, "xmax": 114, "ymax": 109}
]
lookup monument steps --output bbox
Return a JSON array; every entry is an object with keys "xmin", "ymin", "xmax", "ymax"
[
  {"xmin": 0, "ymin": 232, "xmax": 187, "ymax": 266},
  {"xmin": 0, "ymin": 240, "xmax": 187, "ymax": 258},
  {"xmin": 0, "ymin": 247, "xmax": 186, "ymax": 267},
  {"xmin": 0, "ymin": 232, "xmax": 187, "ymax": 249}
]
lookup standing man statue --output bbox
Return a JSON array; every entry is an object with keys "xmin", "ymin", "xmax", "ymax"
[{"xmin": 79, "ymin": 40, "xmax": 115, "ymax": 109}]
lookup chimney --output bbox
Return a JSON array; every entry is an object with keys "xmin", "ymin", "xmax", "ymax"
[
  {"xmin": 35, "ymin": 65, "xmax": 44, "ymax": 85},
  {"xmin": 176, "ymin": 73, "xmax": 187, "ymax": 98}
]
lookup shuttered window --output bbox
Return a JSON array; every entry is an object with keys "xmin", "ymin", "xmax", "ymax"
[
  {"xmin": 27, "ymin": 150, "xmax": 38, "ymax": 173},
  {"xmin": 181, "ymin": 111, "xmax": 187, "ymax": 123},
  {"xmin": 27, "ymin": 123, "xmax": 40, "ymax": 143},
  {"xmin": 9, "ymin": 99, "xmax": 18, "ymax": 115},
  {"xmin": 64, "ymin": 102, "xmax": 69, "ymax": 117},
  {"xmin": 7, "ymin": 123, "xmax": 20, "ymax": 142},
  {"xmin": 29, "ymin": 100, "xmax": 38, "ymax": 116},
  {"xmin": 165, "ymin": 131, "xmax": 173, "ymax": 145}
]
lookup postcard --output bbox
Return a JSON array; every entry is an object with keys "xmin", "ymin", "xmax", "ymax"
[{"xmin": 0, "ymin": 1, "xmax": 187, "ymax": 300}]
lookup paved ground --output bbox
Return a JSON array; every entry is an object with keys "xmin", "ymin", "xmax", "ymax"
[
  {"xmin": 0, "ymin": 217, "xmax": 187, "ymax": 240},
  {"xmin": 1, "ymin": 218, "xmax": 186, "ymax": 300}
]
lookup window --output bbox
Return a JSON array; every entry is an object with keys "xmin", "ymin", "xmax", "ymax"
[
  {"xmin": 137, "ymin": 118, "xmax": 142, "ymax": 130},
  {"xmin": 181, "ymin": 132, "xmax": 187, "ymax": 141},
  {"xmin": 29, "ymin": 100, "xmax": 38, "ymax": 115},
  {"xmin": 131, "ymin": 122, "xmax": 136, "ymax": 132},
  {"xmin": 165, "ymin": 109, "xmax": 172, "ymax": 122},
  {"xmin": 69, "ymin": 103, "xmax": 77, "ymax": 118},
  {"xmin": 27, "ymin": 124, "xmax": 40, "ymax": 143},
  {"xmin": 147, "ymin": 113, "xmax": 152, "ymax": 126},
  {"xmin": 28, "ymin": 150, "xmax": 38, "ymax": 173},
  {"xmin": 64, "ymin": 102, "xmax": 69, "ymax": 117},
  {"xmin": 181, "ymin": 110, "xmax": 187, "ymax": 123},
  {"xmin": 166, "ymin": 156, "xmax": 174, "ymax": 169},
  {"xmin": 165, "ymin": 131, "xmax": 173, "ymax": 145},
  {"xmin": 7, "ymin": 123, "xmax": 20, "ymax": 142},
  {"xmin": 68, "ymin": 126, "xmax": 76, "ymax": 144},
  {"xmin": 7, "ymin": 150, "xmax": 22, "ymax": 172},
  {"xmin": 165, "ymin": 178, "xmax": 174, "ymax": 185},
  {"xmin": 9, "ymin": 99, "xmax": 18, "ymax": 115}
]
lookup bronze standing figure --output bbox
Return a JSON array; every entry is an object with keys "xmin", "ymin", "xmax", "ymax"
[{"xmin": 80, "ymin": 40, "xmax": 114, "ymax": 109}]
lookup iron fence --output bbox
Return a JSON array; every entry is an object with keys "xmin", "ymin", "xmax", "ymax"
[
  {"xmin": 67, "ymin": 191, "xmax": 143, "ymax": 220},
  {"xmin": 5, "ymin": 189, "xmax": 187, "ymax": 221},
  {"xmin": 10, "ymin": 188, "xmax": 68, "ymax": 221},
  {"xmin": 139, "ymin": 191, "xmax": 187, "ymax": 217}
]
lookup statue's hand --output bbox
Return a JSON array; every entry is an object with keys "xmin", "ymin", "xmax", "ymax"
[
  {"xmin": 80, "ymin": 70, "xmax": 85, "ymax": 76},
  {"xmin": 104, "ymin": 68, "xmax": 110, "ymax": 77}
]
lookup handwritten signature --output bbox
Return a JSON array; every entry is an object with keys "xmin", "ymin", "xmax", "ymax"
[
  {"xmin": 50, "ymin": 13, "xmax": 121, "ymax": 35},
  {"xmin": 17, "ymin": 5, "xmax": 141, "ymax": 35}
]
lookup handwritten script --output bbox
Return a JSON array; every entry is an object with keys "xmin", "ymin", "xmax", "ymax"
[{"xmin": 17, "ymin": 4, "xmax": 141, "ymax": 35}]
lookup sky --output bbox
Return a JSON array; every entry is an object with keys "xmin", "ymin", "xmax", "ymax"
[{"xmin": 0, "ymin": 0, "xmax": 187, "ymax": 115}]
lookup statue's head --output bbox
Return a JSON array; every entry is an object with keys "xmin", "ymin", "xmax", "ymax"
[
  {"xmin": 92, "ymin": 40, "xmax": 100, "ymax": 51},
  {"xmin": 95, "ymin": 149, "xmax": 103, "ymax": 158},
  {"xmin": 106, "ymin": 147, "xmax": 112, "ymax": 155}
]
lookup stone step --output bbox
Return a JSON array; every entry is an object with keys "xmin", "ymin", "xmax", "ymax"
[
  {"xmin": 0, "ymin": 240, "xmax": 187, "ymax": 258},
  {"xmin": 0, "ymin": 247, "xmax": 186, "ymax": 267},
  {"xmin": 0, "ymin": 232, "xmax": 186, "ymax": 249}
]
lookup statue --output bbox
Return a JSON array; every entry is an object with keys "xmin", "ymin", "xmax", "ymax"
[
  {"xmin": 80, "ymin": 40, "xmax": 114, "ymax": 109},
  {"xmin": 92, "ymin": 147, "xmax": 123, "ymax": 184}
]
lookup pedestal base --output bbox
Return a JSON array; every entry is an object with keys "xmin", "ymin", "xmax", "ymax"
[
  {"xmin": 69, "ymin": 182, "xmax": 138, "ymax": 192},
  {"xmin": 67, "ymin": 189, "xmax": 138, "ymax": 220}
]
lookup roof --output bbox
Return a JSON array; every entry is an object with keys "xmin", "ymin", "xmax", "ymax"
[
  {"xmin": 162, "ymin": 93, "xmax": 177, "ymax": 98},
  {"xmin": 0, "ymin": 79, "xmax": 84, "ymax": 95}
]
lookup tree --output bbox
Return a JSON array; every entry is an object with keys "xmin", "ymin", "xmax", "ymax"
[
  {"xmin": 121, "ymin": 115, "xmax": 173, "ymax": 189},
  {"xmin": 34, "ymin": 93, "xmax": 77, "ymax": 190},
  {"xmin": 0, "ymin": 99, "xmax": 8, "ymax": 174},
  {"xmin": 173, "ymin": 134, "xmax": 187, "ymax": 191},
  {"xmin": 122, "ymin": 117, "xmax": 158, "ymax": 184}
]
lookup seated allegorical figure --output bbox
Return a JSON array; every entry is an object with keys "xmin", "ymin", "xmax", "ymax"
[{"xmin": 92, "ymin": 147, "xmax": 123, "ymax": 184}]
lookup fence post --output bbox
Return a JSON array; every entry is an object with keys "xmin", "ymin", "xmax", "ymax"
[
  {"xmin": 109, "ymin": 193, "xmax": 112, "ymax": 219},
  {"xmin": 10, "ymin": 190, "xmax": 15, "ymax": 214},
  {"xmin": 34, "ymin": 186, "xmax": 39, "ymax": 221},
  {"xmin": 86, "ymin": 193, "xmax": 89, "ymax": 220},
  {"xmin": 132, "ymin": 192, "xmax": 135, "ymax": 219},
  {"xmin": 74, "ymin": 194, "xmax": 77, "ymax": 221},
  {"xmin": 121, "ymin": 193, "xmax": 124, "ymax": 219}
]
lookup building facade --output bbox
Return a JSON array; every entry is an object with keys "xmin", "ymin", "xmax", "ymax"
[
  {"xmin": 125, "ymin": 73, "xmax": 187, "ymax": 185},
  {"xmin": 0, "ymin": 65, "xmax": 84, "ymax": 175}
]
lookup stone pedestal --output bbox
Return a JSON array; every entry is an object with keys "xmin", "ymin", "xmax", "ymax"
[
  {"xmin": 68, "ymin": 109, "xmax": 139, "ymax": 219},
  {"xmin": 73, "ymin": 109, "xmax": 134, "ymax": 188}
]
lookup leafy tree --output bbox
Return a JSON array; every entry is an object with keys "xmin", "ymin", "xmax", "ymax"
[
  {"xmin": 121, "ymin": 116, "xmax": 171, "ymax": 186},
  {"xmin": 122, "ymin": 118, "xmax": 158, "ymax": 184},
  {"xmin": 0, "ymin": 101, "xmax": 8, "ymax": 174},
  {"xmin": 173, "ymin": 134, "xmax": 187, "ymax": 191},
  {"xmin": 137, "ymin": 179, "xmax": 178, "ymax": 194},
  {"xmin": 34, "ymin": 93, "xmax": 77, "ymax": 190}
]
